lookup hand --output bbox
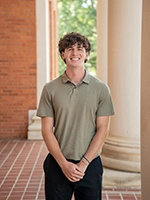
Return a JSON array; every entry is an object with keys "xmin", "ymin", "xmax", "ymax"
[{"xmin": 61, "ymin": 161, "xmax": 85, "ymax": 182}]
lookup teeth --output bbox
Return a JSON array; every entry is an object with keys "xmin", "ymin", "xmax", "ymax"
[{"xmin": 71, "ymin": 58, "xmax": 79, "ymax": 60}]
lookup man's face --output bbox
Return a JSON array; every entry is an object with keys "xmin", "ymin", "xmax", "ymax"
[{"xmin": 61, "ymin": 43, "xmax": 89, "ymax": 68}]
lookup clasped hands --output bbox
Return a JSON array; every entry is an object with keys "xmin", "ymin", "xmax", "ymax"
[{"xmin": 61, "ymin": 159, "xmax": 89, "ymax": 182}]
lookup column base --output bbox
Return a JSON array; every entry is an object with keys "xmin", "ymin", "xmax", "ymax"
[
  {"xmin": 103, "ymin": 167, "xmax": 141, "ymax": 189},
  {"xmin": 101, "ymin": 135, "xmax": 140, "ymax": 172},
  {"xmin": 27, "ymin": 110, "xmax": 43, "ymax": 140},
  {"xmin": 28, "ymin": 130, "xmax": 43, "ymax": 140}
]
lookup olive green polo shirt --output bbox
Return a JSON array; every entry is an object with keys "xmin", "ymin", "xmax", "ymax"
[{"xmin": 37, "ymin": 70, "xmax": 115, "ymax": 160}]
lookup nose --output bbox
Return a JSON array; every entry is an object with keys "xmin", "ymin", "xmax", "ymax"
[{"xmin": 72, "ymin": 48, "xmax": 78, "ymax": 55}]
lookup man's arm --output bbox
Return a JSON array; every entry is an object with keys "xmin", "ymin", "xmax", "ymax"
[
  {"xmin": 77, "ymin": 116, "xmax": 111, "ymax": 171},
  {"xmin": 41, "ymin": 117, "xmax": 84, "ymax": 182}
]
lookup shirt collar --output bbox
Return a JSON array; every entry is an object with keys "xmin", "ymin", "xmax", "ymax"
[{"xmin": 61, "ymin": 70, "xmax": 90, "ymax": 84}]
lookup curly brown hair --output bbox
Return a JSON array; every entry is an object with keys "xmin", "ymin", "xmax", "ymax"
[{"xmin": 58, "ymin": 32, "xmax": 91, "ymax": 54}]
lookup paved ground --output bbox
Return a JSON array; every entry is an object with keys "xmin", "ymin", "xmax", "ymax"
[{"xmin": 0, "ymin": 140, "xmax": 141, "ymax": 200}]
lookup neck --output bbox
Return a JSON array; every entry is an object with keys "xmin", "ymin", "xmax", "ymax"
[{"xmin": 65, "ymin": 67, "xmax": 85, "ymax": 85}]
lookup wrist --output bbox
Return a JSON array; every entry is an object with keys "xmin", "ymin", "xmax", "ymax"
[
  {"xmin": 58, "ymin": 157, "xmax": 68, "ymax": 169},
  {"xmin": 82, "ymin": 156, "xmax": 90, "ymax": 164},
  {"xmin": 81, "ymin": 158, "xmax": 88, "ymax": 166},
  {"xmin": 81, "ymin": 156, "xmax": 90, "ymax": 166}
]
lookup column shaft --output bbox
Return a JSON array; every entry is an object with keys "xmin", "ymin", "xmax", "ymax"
[
  {"xmin": 97, "ymin": 0, "xmax": 142, "ymax": 172},
  {"xmin": 141, "ymin": 0, "xmax": 150, "ymax": 199}
]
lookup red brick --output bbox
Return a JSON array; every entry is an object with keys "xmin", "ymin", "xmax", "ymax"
[{"xmin": 0, "ymin": 0, "xmax": 36, "ymax": 138}]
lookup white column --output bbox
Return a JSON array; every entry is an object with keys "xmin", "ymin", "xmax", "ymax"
[
  {"xmin": 36, "ymin": 0, "xmax": 50, "ymax": 105},
  {"xmin": 97, "ymin": 0, "xmax": 142, "ymax": 187},
  {"xmin": 141, "ymin": 0, "xmax": 150, "ymax": 199},
  {"xmin": 28, "ymin": 0, "xmax": 50, "ymax": 140},
  {"xmin": 96, "ymin": 0, "xmax": 108, "ymax": 83}
]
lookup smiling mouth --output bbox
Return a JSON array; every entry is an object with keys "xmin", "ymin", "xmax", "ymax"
[{"xmin": 71, "ymin": 58, "xmax": 80, "ymax": 61}]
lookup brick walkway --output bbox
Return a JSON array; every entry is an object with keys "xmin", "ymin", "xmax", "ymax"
[{"xmin": 0, "ymin": 140, "xmax": 141, "ymax": 200}]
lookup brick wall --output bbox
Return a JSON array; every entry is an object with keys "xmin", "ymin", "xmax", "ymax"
[{"xmin": 0, "ymin": 0, "xmax": 36, "ymax": 138}]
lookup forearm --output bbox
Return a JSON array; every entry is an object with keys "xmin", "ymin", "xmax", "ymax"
[
  {"xmin": 84, "ymin": 129, "xmax": 109, "ymax": 163},
  {"xmin": 83, "ymin": 116, "xmax": 111, "ymax": 163},
  {"xmin": 42, "ymin": 130, "xmax": 67, "ymax": 168},
  {"xmin": 76, "ymin": 128, "xmax": 109, "ymax": 173}
]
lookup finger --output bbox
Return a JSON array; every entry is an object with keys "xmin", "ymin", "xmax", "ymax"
[
  {"xmin": 74, "ymin": 170, "xmax": 85, "ymax": 178},
  {"xmin": 70, "ymin": 172, "xmax": 84, "ymax": 181},
  {"xmin": 75, "ymin": 166, "xmax": 85, "ymax": 175},
  {"xmin": 69, "ymin": 177, "xmax": 81, "ymax": 182}
]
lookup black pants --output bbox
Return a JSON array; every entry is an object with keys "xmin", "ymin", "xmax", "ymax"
[{"xmin": 43, "ymin": 154, "xmax": 103, "ymax": 200}]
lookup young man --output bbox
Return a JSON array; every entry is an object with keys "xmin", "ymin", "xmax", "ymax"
[{"xmin": 37, "ymin": 32, "xmax": 115, "ymax": 200}]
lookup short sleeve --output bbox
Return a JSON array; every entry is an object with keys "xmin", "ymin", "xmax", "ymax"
[
  {"xmin": 96, "ymin": 84, "xmax": 115, "ymax": 116},
  {"xmin": 36, "ymin": 84, "xmax": 54, "ymax": 117}
]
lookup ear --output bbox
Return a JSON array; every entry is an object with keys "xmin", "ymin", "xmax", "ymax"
[
  {"xmin": 60, "ymin": 53, "xmax": 66, "ymax": 63},
  {"xmin": 85, "ymin": 52, "xmax": 89, "ymax": 60},
  {"xmin": 61, "ymin": 52, "xmax": 65, "ymax": 60}
]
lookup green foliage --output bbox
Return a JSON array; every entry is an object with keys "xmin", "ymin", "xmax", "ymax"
[{"xmin": 57, "ymin": 0, "xmax": 97, "ymax": 76}]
